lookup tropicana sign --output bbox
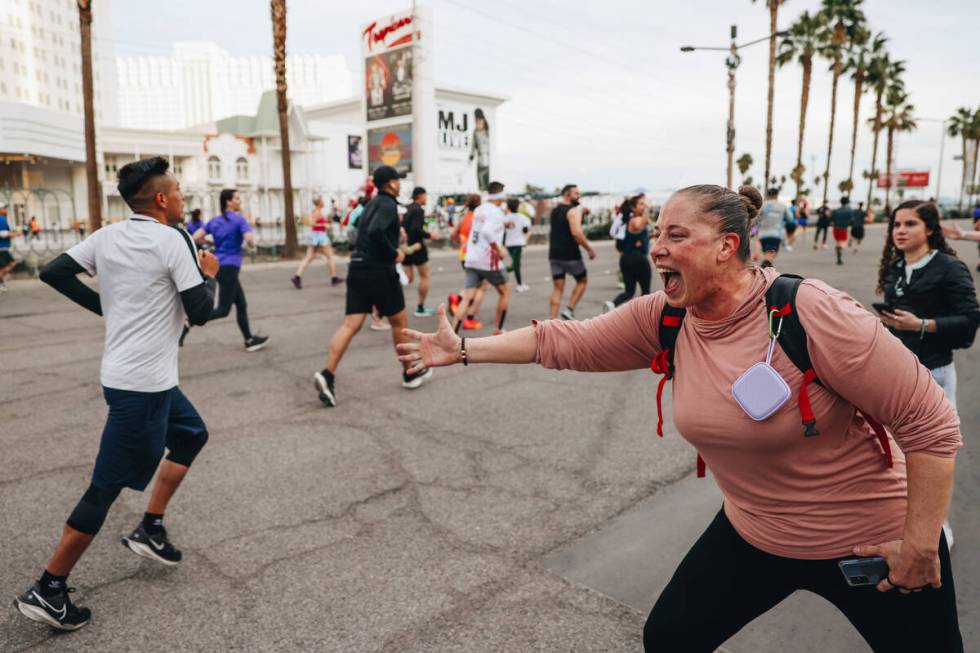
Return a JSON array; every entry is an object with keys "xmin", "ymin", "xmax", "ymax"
[{"xmin": 362, "ymin": 14, "xmax": 415, "ymax": 53}]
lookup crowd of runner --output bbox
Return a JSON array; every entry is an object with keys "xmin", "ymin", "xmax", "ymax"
[{"xmin": 9, "ymin": 158, "xmax": 980, "ymax": 652}]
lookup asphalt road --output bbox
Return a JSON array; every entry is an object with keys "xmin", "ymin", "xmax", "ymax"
[{"xmin": 0, "ymin": 226, "xmax": 976, "ymax": 652}]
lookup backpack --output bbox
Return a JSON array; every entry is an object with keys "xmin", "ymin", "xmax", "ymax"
[{"xmin": 650, "ymin": 274, "xmax": 893, "ymax": 478}]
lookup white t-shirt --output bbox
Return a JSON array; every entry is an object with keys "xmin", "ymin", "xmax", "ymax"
[
  {"xmin": 465, "ymin": 202, "xmax": 507, "ymax": 271},
  {"xmin": 67, "ymin": 216, "xmax": 204, "ymax": 392},
  {"xmin": 504, "ymin": 212, "xmax": 532, "ymax": 247}
]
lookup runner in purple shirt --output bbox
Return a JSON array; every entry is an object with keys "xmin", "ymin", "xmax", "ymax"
[{"xmin": 186, "ymin": 189, "xmax": 269, "ymax": 351}]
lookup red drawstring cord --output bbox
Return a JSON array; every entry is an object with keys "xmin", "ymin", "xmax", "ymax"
[
  {"xmin": 696, "ymin": 453, "xmax": 706, "ymax": 478},
  {"xmin": 490, "ymin": 245, "xmax": 500, "ymax": 270},
  {"xmin": 650, "ymin": 350, "xmax": 672, "ymax": 438},
  {"xmin": 858, "ymin": 409, "xmax": 894, "ymax": 468},
  {"xmin": 799, "ymin": 369, "xmax": 820, "ymax": 437}
]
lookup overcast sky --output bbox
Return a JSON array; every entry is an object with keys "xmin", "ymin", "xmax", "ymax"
[{"xmin": 111, "ymin": 0, "xmax": 979, "ymax": 201}]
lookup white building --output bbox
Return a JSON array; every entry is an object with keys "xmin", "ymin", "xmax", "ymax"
[{"xmin": 116, "ymin": 42, "xmax": 353, "ymax": 130}]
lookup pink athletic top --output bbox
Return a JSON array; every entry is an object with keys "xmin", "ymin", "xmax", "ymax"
[{"xmin": 534, "ymin": 267, "xmax": 961, "ymax": 559}]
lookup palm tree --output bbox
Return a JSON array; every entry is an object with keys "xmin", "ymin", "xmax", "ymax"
[
  {"xmin": 778, "ymin": 10, "xmax": 826, "ymax": 201},
  {"xmin": 864, "ymin": 54, "xmax": 904, "ymax": 209},
  {"xmin": 877, "ymin": 85, "xmax": 915, "ymax": 213},
  {"xmin": 752, "ymin": 0, "xmax": 788, "ymax": 187},
  {"xmin": 842, "ymin": 30, "xmax": 884, "ymax": 194},
  {"xmin": 816, "ymin": 0, "xmax": 866, "ymax": 206},
  {"xmin": 736, "ymin": 152, "xmax": 754, "ymax": 182},
  {"xmin": 76, "ymin": 1, "xmax": 101, "ymax": 231},
  {"xmin": 946, "ymin": 107, "xmax": 973, "ymax": 213},
  {"xmin": 271, "ymin": 0, "xmax": 298, "ymax": 257},
  {"xmin": 968, "ymin": 108, "xmax": 980, "ymax": 208}
]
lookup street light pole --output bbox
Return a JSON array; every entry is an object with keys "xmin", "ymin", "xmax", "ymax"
[
  {"xmin": 916, "ymin": 117, "xmax": 948, "ymax": 203},
  {"xmin": 682, "ymin": 27, "xmax": 787, "ymax": 190}
]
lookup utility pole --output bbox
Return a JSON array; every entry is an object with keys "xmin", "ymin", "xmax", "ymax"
[{"xmin": 77, "ymin": 1, "xmax": 101, "ymax": 231}]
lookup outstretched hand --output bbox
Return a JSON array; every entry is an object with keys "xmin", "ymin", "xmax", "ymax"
[{"xmin": 397, "ymin": 303, "xmax": 462, "ymax": 370}]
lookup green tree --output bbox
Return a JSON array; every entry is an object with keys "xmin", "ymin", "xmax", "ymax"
[
  {"xmin": 842, "ymin": 30, "xmax": 885, "ymax": 194},
  {"xmin": 816, "ymin": 0, "xmax": 866, "ymax": 206},
  {"xmin": 877, "ymin": 85, "xmax": 915, "ymax": 213},
  {"xmin": 864, "ymin": 53, "xmax": 904, "ymax": 209},
  {"xmin": 946, "ymin": 107, "xmax": 975, "ymax": 212},
  {"xmin": 736, "ymin": 152, "xmax": 754, "ymax": 177},
  {"xmin": 752, "ymin": 0, "xmax": 788, "ymax": 187},
  {"xmin": 778, "ymin": 10, "xmax": 826, "ymax": 201}
]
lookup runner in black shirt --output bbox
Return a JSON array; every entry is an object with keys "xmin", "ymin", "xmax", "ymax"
[
  {"xmin": 402, "ymin": 186, "xmax": 435, "ymax": 317},
  {"xmin": 548, "ymin": 184, "xmax": 596, "ymax": 320},
  {"xmin": 314, "ymin": 166, "xmax": 432, "ymax": 407}
]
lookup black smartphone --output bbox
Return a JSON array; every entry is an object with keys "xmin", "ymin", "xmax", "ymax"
[
  {"xmin": 871, "ymin": 302, "xmax": 893, "ymax": 314},
  {"xmin": 838, "ymin": 557, "xmax": 889, "ymax": 587}
]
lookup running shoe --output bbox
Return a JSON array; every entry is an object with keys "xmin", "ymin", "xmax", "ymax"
[
  {"xmin": 402, "ymin": 367, "xmax": 433, "ymax": 389},
  {"xmin": 245, "ymin": 335, "xmax": 270, "ymax": 352},
  {"xmin": 14, "ymin": 582, "xmax": 91, "ymax": 631},
  {"xmin": 370, "ymin": 320, "xmax": 392, "ymax": 331},
  {"xmin": 179, "ymin": 320, "xmax": 190, "ymax": 347},
  {"xmin": 448, "ymin": 292, "xmax": 461, "ymax": 312},
  {"xmin": 462, "ymin": 317, "xmax": 483, "ymax": 330},
  {"xmin": 330, "ymin": 276, "xmax": 345, "ymax": 286},
  {"xmin": 291, "ymin": 275, "xmax": 302, "ymax": 290},
  {"xmin": 560, "ymin": 307, "xmax": 575, "ymax": 320},
  {"xmin": 943, "ymin": 520, "xmax": 954, "ymax": 551},
  {"xmin": 414, "ymin": 306, "xmax": 436, "ymax": 317},
  {"xmin": 601, "ymin": 300, "xmax": 615, "ymax": 314},
  {"xmin": 517, "ymin": 284, "xmax": 530, "ymax": 293},
  {"xmin": 314, "ymin": 370, "xmax": 336, "ymax": 407},
  {"xmin": 121, "ymin": 523, "xmax": 182, "ymax": 566},
  {"xmin": 0, "ymin": 279, "xmax": 7, "ymax": 293}
]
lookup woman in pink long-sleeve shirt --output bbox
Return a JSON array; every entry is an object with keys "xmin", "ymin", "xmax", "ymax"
[{"xmin": 398, "ymin": 185, "xmax": 963, "ymax": 652}]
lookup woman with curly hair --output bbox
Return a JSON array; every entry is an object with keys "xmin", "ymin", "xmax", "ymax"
[{"xmin": 876, "ymin": 199, "xmax": 979, "ymax": 549}]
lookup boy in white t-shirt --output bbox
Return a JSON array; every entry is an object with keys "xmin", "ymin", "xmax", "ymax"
[
  {"xmin": 15, "ymin": 158, "xmax": 220, "ymax": 631},
  {"xmin": 451, "ymin": 181, "xmax": 511, "ymax": 335},
  {"xmin": 504, "ymin": 198, "xmax": 532, "ymax": 292}
]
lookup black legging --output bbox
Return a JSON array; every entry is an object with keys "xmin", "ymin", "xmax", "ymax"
[
  {"xmin": 612, "ymin": 252, "xmax": 651, "ymax": 306},
  {"xmin": 815, "ymin": 223, "xmax": 829, "ymax": 244},
  {"xmin": 507, "ymin": 246, "xmax": 523, "ymax": 285},
  {"xmin": 210, "ymin": 265, "xmax": 252, "ymax": 340},
  {"xmin": 643, "ymin": 508, "xmax": 962, "ymax": 652}
]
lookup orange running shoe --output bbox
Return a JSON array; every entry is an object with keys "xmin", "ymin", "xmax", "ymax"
[{"xmin": 462, "ymin": 317, "xmax": 483, "ymax": 330}]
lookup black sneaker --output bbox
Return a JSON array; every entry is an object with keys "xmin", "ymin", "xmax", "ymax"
[
  {"xmin": 14, "ymin": 582, "xmax": 91, "ymax": 631},
  {"xmin": 121, "ymin": 523, "xmax": 182, "ymax": 566},
  {"xmin": 314, "ymin": 371, "xmax": 336, "ymax": 407},
  {"xmin": 402, "ymin": 367, "xmax": 433, "ymax": 389},
  {"xmin": 245, "ymin": 335, "xmax": 269, "ymax": 352}
]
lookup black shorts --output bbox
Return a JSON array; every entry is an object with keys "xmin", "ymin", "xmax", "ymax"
[
  {"xmin": 550, "ymin": 259, "xmax": 587, "ymax": 281},
  {"xmin": 759, "ymin": 237, "xmax": 782, "ymax": 253},
  {"xmin": 93, "ymin": 386, "xmax": 206, "ymax": 491},
  {"xmin": 784, "ymin": 222, "xmax": 798, "ymax": 235},
  {"xmin": 345, "ymin": 265, "xmax": 405, "ymax": 317},
  {"xmin": 403, "ymin": 247, "xmax": 428, "ymax": 267},
  {"xmin": 0, "ymin": 250, "xmax": 14, "ymax": 267}
]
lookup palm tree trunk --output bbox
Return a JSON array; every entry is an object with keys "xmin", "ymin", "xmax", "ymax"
[
  {"xmin": 959, "ymin": 136, "xmax": 967, "ymax": 213},
  {"xmin": 885, "ymin": 125, "xmax": 895, "ymax": 213},
  {"xmin": 271, "ymin": 0, "xmax": 297, "ymax": 258},
  {"xmin": 970, "ymin": 137, "xmax": 979, "ymax": 208},
  {"xmin": 77, "ymin": 1, "xmax": 101, "ymax": 232},
  {"xmin": 847, "ymin": 67, "xmax": 863, "ymax": 191},
  {"xmin": 764, "ymin": 4, "xmax": 778, "ymax": 186},
  {"xmin": 794, "ymin": 57, "xmax": 812, "ymax": 202},
  {"xmin": 865, "ymin": 89, "xmax": 883, "ymax": 210},
  {"xmin": 822, "ymin": 62, "xmax": 841, "ymax": 205}
]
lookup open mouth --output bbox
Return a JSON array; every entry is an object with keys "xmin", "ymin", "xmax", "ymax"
[{"xmin": 657, "ymin": 267, "xmax": 681, "ymax": 295}]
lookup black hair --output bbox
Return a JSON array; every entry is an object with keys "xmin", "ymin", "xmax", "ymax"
[
  {"xmin": 219, "ymin": 188, "xmax": 238, "ymax": 215},
  {"xmin": 876, "ymin": 200, "xmax": 957, "ymax": 294},
  {"xmin": 840, "ymin": 196, "xmax": 850, "ymax": 205},
  {"xmin": 560, "ymin": 184, "xmax": 577, "ymax": 197},
  {"xmin": 117, "ymin": 157, "xmax": 170, "ymax": 209},
  {"xmin": 506, "ymin": 198, "xmax": 520, "ymax": 212},
  {"xmin": 677, "ymin": 185, "xmax": 763, "ymax": 262},
  {"xmin": 474, "ymin": 107, "xmax": 488, "ymax": 132},
  {"xmin": 190, "ymin": 208, "xmax": 201, "ymax": 220},
  {"xmin": 621, "ymin": 194, "xmax": 644, "ymax": 221},
  {"xmin": 487, "ymin": 181, "xmax": 505, "ymax": 194}
]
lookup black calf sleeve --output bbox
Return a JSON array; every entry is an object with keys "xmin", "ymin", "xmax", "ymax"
[
  {"xmin": 497, "ymin": 309, "xmax": 507, "ymax": 331},
  {"xmin": 165, "ymin": 430, "xmax": 209, "ymax": 467},
  {"xmin": 66, "ymin": 484, "xmax": 121, "ymax": 535}
]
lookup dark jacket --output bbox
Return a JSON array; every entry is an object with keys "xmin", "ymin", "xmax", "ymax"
[
  {"xmin": 350, "ymin": 191, "xmax": 400, "ymax": 268},
  {"xmin": 403, "ymin": 202, "xmax": 428, "ymax": 248},
  {"xmin": 882, "ymin": 251, "xmax": 980, "ymax": 369}
]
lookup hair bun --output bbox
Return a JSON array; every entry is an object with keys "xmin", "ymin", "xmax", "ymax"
[{"xmin": 737, "ymin": 185, "xmax": 763, "ymax": 220}]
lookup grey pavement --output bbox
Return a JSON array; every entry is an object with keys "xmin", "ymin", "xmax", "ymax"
[{"xmin": 0, "ymin": 227, "xmax": 976, "ymax": 652}]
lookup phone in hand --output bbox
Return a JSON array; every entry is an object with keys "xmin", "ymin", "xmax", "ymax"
[
  {"xmin": 838, "ymin": 557, "xmax": 889, "ymax": 587},
  {"xmin": 871, "ymin": 302, "xmax": 894, "ymax": 314}
]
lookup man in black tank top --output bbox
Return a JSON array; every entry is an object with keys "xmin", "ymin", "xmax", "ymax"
[{"xmin": 548, "ymin": 184, "xmax": 596, "ymax": 319}]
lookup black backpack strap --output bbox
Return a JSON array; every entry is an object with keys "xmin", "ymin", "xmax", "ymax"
[{"xmin": 650, "ymin": 303, "xmax": 686, "ymax": 441}]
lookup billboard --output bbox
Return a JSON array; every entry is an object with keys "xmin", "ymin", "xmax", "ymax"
[
  {"xmin": 367, "ymin": 123, "xmax": 413, "ymax": 175},
  {"xmin": 877, "ymin": 170, "xmax": 930, "ymax": 188},
  {"xmin": 436, "ymin": 99, "xmax": 494, "ymax": 192},
  {"xmin": 365, "ymin": 46, "xmax": 413, "ymax": 122},
  {"xmin": 347, "ymin": 135, "xmax": 363, "ymax": 169}
]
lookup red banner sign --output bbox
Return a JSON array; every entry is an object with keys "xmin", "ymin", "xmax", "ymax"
[{"xmin": 877, "ymin": 170, "xmax": 930, "ymax": 188}]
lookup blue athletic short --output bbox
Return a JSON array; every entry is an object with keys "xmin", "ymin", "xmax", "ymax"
[{"xmin": 92, "ymin": 386, "xmax": 206, "ymax": 491}]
